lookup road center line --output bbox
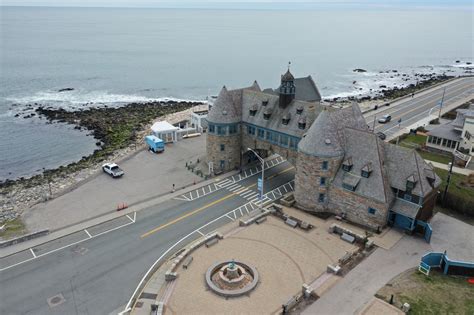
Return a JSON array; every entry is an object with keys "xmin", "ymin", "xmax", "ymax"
[{"xmin": 140, "ymin": 166, "xmax": 295, "ymax": 239}]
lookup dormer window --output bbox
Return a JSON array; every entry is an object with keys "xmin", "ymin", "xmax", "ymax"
[
  {"xmin": 262, "ymin": 100, "xmax": 268, "ymax": 106},
  {"xmin": 263, "ymin": 109, "xmax": 272, "ymax": 120},
  {"xmin": 406, "ymin": 174, "xmax": 417, "ymax": 191},
  {"xmin": 342, "ymin": 157, "xmax": 353, "ymax": 172},
  {"xmin": 282, "ymin": 113, "xmax": 291, "ymax": 125},
  {"xmin": 342, "ymin": 173, "xmax": 360, "ymax": 192},
  {"xmin": 361, "ymin": 163, "xmax": 372, "ymax": 178},
  {"xmin": 297, "ymin": 117, "xmax": 306, "ymax": 130},
  {"xmin": 424, "ymin": 168, "xmax": 436, "ymax": 186},
  {"xmin": 296, "ymin": 106, "xmax": 304, "ymax": 115},
  {"xmin": 249, "ymin": 105, "xmax": 257, "ymax": 117}
]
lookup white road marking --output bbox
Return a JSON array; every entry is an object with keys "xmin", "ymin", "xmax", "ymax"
[
  {"xmin": 225, "ymin": 214, "xmax": 235, "ymax": 221},
  {"xmin": 239, "ymin": 208, "xmax": 243, "ymax": 216},
  {"xmin": 29, "ymin": 248, "xmax": 36, "ymax": 258},
  {"xmin": 84, "ymin": 229, "xmax": 92, "ymax": 238},
  {"xmin": 196, "ymin": 230, "xmax": 205, "ymax": 236}
]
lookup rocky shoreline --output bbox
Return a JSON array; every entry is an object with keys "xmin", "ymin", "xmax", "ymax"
[
  {"xmin": 327, "ymin": 72, "xmax": 455, "ymax": 103},
  {"xmin": 0, "ymin": 100, "xmax": 203, "ymax": 223}
]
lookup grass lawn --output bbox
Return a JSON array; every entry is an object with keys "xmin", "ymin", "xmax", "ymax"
[
  {"xmin": 376, "ymin": 269, "xmax": 474, "ymax": 315},
  {"xmin": 397, "ymin": 134, "xmax": 452, "ymax": 164},
  {"xmin": 417, "ymin": 150, "xmax": 452, "ymax": 164},
  {"xmin": 0, "ymin": 218, "xmax": 27, "ymax": 240},
  {"xmin": 435, "ymin": 168, "xmax": 474, "ymax": 201}
]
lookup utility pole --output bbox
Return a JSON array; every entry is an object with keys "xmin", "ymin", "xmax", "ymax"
[
  {"xmin": 438, "ymin": 87, "xmax": 446, "ymax": 119},
  {"xmin": 442, "ymin": 153, "xmax": 455, "ymax": 207},
  {"xmin": 247, "ymin": 148, "xmax": 264, "ymax": 211}
]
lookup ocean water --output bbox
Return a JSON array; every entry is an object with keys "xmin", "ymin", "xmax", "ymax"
[{"xmin": 0, "ymin": 6, "xmax": 472, "ymax": 181}]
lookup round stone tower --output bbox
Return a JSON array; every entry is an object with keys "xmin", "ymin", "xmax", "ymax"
[
  {"xmin": 206, "ymin": 86, "xmax": 242, "ymax": 173},
  {"xmin": 294, "ymin": 110, "xmax": 344, "ymax": 212}
]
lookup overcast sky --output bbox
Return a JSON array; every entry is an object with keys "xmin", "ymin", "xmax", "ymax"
[{"xmin": 0, "ymin": 0, "xmax": 470, "ymax": 9}]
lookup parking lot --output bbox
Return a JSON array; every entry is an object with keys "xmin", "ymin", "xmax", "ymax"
[{"xmin": 22, "ymin": 136, "xmax": 205, "ymax": 232}]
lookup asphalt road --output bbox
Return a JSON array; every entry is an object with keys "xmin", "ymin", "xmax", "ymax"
[
  {"xmin": 0, "ymin": 160, "xmax": 295, "ymax": 315},
  {"xmin": 365, "ymin": 77, "xmax": 474, "ymax": 139}
]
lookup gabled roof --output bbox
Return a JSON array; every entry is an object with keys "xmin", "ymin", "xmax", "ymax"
[
  {"xmin": 207, "ymin": 82, "xmax": 261, "ymax": 124},
  {"xmin": 298, "ymin": 103, "xmax": 368, "ymax": 158},
  {"xmin": 384, "ymin": 144, "xmax": 442, "ymax": 197},
  {"xmin": 332, "ymin": 128, "xmax": 390, "ymax": 203},
  {"xmin": 294, "ymin": 76, "xmax": 322, "ymax": 102}
]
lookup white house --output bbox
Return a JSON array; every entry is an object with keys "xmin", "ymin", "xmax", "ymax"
[{"xmin": 426, "ymin": 106, "xmax": 474, "ymax": 165}]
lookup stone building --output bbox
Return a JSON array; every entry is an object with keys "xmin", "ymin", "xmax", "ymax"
[{"xmin": 206, "ymin": 70, "xmax": 441, "ymax": 232}]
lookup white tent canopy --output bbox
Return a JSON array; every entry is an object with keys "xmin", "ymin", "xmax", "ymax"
[{"xmin": 151, "ymin": 121, "xmax": 179, "ymax": 143}]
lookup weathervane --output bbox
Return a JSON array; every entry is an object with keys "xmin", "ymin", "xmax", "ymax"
[{"xmin": 288, "ymin": 61, "xmax": 291, "ymax": 70}]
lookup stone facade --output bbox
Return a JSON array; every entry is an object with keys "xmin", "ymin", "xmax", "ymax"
[
  {"xmin": 294, "ymin": 152, "xmax": 341, "ymax": 211},
  {"xmin": 206, "ymin": 128, "xmax": 242, "ymax": 172},
  {"xmin": 328, "ymin": 187, "xmax": 389, "ymax": 230}
]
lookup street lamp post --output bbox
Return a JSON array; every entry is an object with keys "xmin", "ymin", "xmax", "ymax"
[{"xmin": 246, "ymin": 148, "xmax": 264, "ymax": 210}]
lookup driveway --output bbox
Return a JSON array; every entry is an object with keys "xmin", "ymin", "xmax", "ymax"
[{"xmin": 429, "ymin": 212, "xmax": 474, "ymax": 262}]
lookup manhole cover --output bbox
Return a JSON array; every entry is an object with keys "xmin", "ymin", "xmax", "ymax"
[{"xmin": 47, "ymin": 294, "xmax": 66, "ymax": 308}]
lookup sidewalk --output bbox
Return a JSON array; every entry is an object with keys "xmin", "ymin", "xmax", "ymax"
[
  {"xmin": 427, "ymin": 160, "xmax": 473, "ymax": 176},
  {"xmin": 303, "ymin": 236, "xmax": 431, "ymax": 315}
]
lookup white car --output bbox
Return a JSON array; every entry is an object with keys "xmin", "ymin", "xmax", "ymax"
[
  {"xmin": 102, "ymin": 163, "xmax": 124, "ymax": 178},
  {"xmin": 378, "ymin": 114, "xmax": 392, "ymax": 124}
]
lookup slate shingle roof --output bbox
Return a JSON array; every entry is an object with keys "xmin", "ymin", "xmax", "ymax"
[
  {"xmin": 332, "ymin": 128, "xmax": 390, "ymax": 203},
  {"xmin": 298, "ymin": 103, "xmax": 368, "ymax": 158},
  {"xmin": 207, "ymin": 82, "xmax": 261, "ymax": 124},
  {"xmin": 241, "ymin": 89, "xmax": 324, "ymax": 138},
  {"xmin": 384, "ymin": 144, "xmax": 442, "ymax": 198}
]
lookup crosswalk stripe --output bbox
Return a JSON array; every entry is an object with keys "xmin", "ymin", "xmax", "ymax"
[
  {"xmin": 228, "ymin": 185, "xmax": 243, "ymax": 192},
  {"xmin": 239, "ymin": 190, "xmax": 253, "ymax": 197}
]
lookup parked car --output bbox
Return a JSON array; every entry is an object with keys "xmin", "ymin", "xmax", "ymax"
[
  {"xmin": 376, "ymin": 132, "xmax": 386, "ymax": 140},
  {"xmin": 378, "ymin": 114, "xmax": 392, "ymax": 123},
  {"xmin": 102, "ymin": 163, "xmax": 124, "ymax": 178}
]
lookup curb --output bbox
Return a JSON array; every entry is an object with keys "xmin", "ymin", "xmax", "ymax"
[{"xmin": 0, "ymin": 230, "xmax": 49, "ymax": 248}]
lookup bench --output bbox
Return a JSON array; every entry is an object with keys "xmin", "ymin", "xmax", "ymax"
[
  {"xmin": 285, "ymin": 218, "xmax": 298, "ymax": 228},
  {"xmin": 182, "ymin": 256, "xmax": 193, "ymax": 269},
  {"xmin": 341, "ymin": 232, "xmax": 355, "ymax": 244},
  {"xmin": 205, "ymin": 238, "xmax": 218, "ymax": 248},
  {"xmin": 339, "ymin": 252, "xmax": 352, "ymax": 264},
  {"xmin": 256, "ymin": 217, "xmax": 267, "ymax": 224}
]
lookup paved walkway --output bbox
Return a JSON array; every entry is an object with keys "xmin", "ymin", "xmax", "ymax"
[
  {"xmin": 303, "ymin": 236, "xmax": 431, "ymax": 315},
  {"xmin": 427, "ymin": 160, "xmax": 473, "ymax": 176}
]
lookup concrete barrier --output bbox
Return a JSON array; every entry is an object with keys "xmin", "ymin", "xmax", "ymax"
[{"xmin": 0, "ymin": 230, "xmax": 49, "ymax": 248}]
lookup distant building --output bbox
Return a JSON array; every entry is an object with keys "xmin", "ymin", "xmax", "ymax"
[
  {"xmin": 426, "ymin": 106, "xmax": 474, "ymax": 164},
  {"xmin": 190, "ymin": 108, "xmax": 209, "ymax": 133},
  {"xmin": 207, "ymin": 70, "xmax": 441, "ymax": 231}
]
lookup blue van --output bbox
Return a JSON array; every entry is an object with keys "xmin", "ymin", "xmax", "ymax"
[{"xmin": 145, "ymin": 135, "xmax": 165, "ymax": 153}]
